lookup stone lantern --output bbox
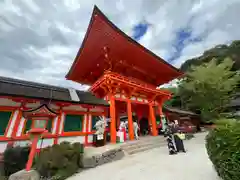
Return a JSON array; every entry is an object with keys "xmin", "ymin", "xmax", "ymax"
[{"xmin": 22, "ymin": 104, "xmax": 58, "ymax": 171}]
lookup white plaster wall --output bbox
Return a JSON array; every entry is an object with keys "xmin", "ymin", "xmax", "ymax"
[
  {"xmin": 88, "ymin": 114, "xmax": 92, "ymax": 132},
  {"xmin": 25, "ymin": 102, "xmax": 41, "ymax": 108},
  {"xmin": 58, "ymin": 136, "xmax": 85, "ymax": 144},
  {"xmin": 90, "ymin": 107, "xmax": 104, "ymax": 112},
  {"xmin": 0, "ymin": 142, "xmax": 8, "ymax": 153},
  {"xmin": 88, "ymin": 135, "xmax": 93, "ymax": 143},
  {"xmin": 59, "ymin": 113, "xmax": 65, "ymax": 134},
  {"xmin": 6, "ymin": 110, "xmax": 19, "ymax": 137},
  {"xmin": 51, "ymin": 116, "xmax": 58, "ymax": 134},
  {"xmin": 82, "ymin": 114, "xmax": 87, "ymax": 132},
  {"xmin": 13, "ymin": 138, "xmax": 54, "ymax": 149},
  {"xmin": 16, "ymin": 117, "xmax": 25, "ymax": 136},
  {"xmin": 49, "ymin": 104, "xmax": 60, "ymax": 111},
  {"xmin": 37, "ymin": 138, "xmax": 54, "ymax": 149},
  {"xmin": 14, "ymin": 140, "xmax": 30, "ymax": 147},
  {"xmin": 62, "ymin": 105, "xmax": 87, "ymax": 111},
  {"xmin": 0, "ymin": 98, "xmax": 20, "ymax": 107}
]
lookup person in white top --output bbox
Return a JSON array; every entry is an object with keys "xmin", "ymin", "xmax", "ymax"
[{"xmin": 133, "ymin": 121, "xmax": 140, "ymax": 140}]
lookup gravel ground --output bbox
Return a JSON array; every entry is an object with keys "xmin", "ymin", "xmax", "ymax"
[{"xmin": 67, "ymin": 133, "xmax": 220, "ymax": 180}]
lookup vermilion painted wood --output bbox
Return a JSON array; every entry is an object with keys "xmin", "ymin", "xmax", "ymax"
[
  {"xmin": 149, "ymin": 104, "xmax": 158, "ymax": 136},
  {"xmin": 11, "ymin": 109, "xmax": 22, "ymax": 138},
  {"xmin": 127, "ymin": 99, "xmax": 134, "ymax": 140},
  {"xmin": 89, "ymin": 71, "xmax": 172, "ymax": 102},
  {"xmin": 109, "ymin": 95, "xmax": 116, "ymax": 143},
  {"xmin": 25, "ymin": 135, "xmax": 38, "ymax": 171},
  {"xmin": 66, "ymin": 6, "xmax": 183, "ymax": 86},
  {"xmin": 54, "ymin": 109, "xmax": 62, "ymax": 144},
  {"xmin": 26, "ymin": 128, "xmax": 47, "ymax": 171},
  {"xmin": 84, "ymin": 109, "xmax": 90, "ymax": 144}
]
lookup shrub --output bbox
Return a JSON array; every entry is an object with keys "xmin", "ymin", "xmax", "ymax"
[
  {"xmin": 205, "ymin": 119, "xmax": 240, "ymax": 180},
  {"xmin": 35, "ymin": 142, "xmax": 84, "ymax": 180},
  {"xmin": 3, "ymin": 145, "xmax": 30, "ymax": 177}
]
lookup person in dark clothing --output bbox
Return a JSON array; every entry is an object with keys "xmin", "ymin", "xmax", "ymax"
[
  {"xmin": 139, "ymin": 117, "xmax": 149, "ymax": 136},
  {"xmin": 172, "ymin": 123, "xmax": 186, "ymax": 153},
  {"xmin": 164, "ymin": 123, "xmax": 177, "ymax": 155}
]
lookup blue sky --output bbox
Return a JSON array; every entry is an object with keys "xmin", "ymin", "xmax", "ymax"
[
  {"xmin": 0, "ymin": 0, "xmax": 239, "ymax": 90},
  {"xmin": 132, "ymin": 22, "xmax": 150, "ymax": 41},
  {"xmin": 132, "ymin": 22, "xmax": 203, "ymax": 64}
]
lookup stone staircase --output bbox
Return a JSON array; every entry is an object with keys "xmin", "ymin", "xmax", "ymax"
[{"xmin": 120, "ymin": 136, "xmax": 166, "ymax": 155}]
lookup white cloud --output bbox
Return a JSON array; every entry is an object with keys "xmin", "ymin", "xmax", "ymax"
[{"xmin": 0, "ymin": 0, "xmax": 239, "ymax": 91}]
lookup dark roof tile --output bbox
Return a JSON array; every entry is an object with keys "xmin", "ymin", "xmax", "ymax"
[
  {"xmin": 0, "ymin": 76, "xmax": 108, "ymax": 106},
  {"xmin": 163, "ymin": 106, "xmax": 198, "ymax": 116}
]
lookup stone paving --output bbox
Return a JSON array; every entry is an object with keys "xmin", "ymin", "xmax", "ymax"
[{"xmin": 68, "ymin": 133, "xmax": 220, "ymax": 180}]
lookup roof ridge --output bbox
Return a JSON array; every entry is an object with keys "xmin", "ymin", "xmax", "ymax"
[{"xmin": 0, "ymin": 76, "xmax": 67, "ymax": 91}]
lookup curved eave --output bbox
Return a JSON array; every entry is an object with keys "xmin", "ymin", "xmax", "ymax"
[
  {"xmin": 22, "ymin": 104, "xmax": 58, "ymax": 114},
  {"xmin": 66, "ymin": 5, "xmax": 184, "ymax": 85}
]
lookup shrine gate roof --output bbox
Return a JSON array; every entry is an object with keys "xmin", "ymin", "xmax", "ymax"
[{"xmin": 66, "ymin": 6, "xmax": 183, "ymax": 86}]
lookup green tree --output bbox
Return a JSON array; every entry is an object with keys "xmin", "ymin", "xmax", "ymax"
[
  {"xmin": 162, "ymin": 86, "xmax": 183, "ymax": 108},
  {"xmin": 179, "ymin": 58, "xmax": 240, "ymax": 121},
  {"xmin": 180, "ymin": 40, "xmax": 240, "ymax": 72}
]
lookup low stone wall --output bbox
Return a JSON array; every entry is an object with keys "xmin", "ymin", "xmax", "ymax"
[
  {"xmin": 9, "ymin": 169, "xmax": 40, "ymax": 180},
  {"xmin": 82, "ymin": 147, "xmax": 125, "ymax": 168}
]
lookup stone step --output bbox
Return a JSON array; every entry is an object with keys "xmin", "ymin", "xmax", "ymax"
[
  {"xmin": 121, "ymin": 136, "xmax": 166, "ymax": 155},
  {"xmin": 127, "ymin": 142, "xmax": 166, "ymax": 155},
  {"xmin": 122, "ymin": 139, "xmax": 165, "ymax": 152},
  {"xmin": 121, "ymin": 136, "xmax": 165, "ymax": 148}
]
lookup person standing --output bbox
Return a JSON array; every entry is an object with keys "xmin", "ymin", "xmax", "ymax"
[
  {"xmin": 172, "ymin": 122, "xmax": 186, "ymax": 153},
  {"xmin": 164, "ymin": 122, "xmax": 177, "ymax": 155},
  {"xmin": 133, "ymin": 121, "xmax": 140, "ymax": 140}
]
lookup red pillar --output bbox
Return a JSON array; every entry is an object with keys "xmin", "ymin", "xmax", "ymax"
[
  {"xmin": 84, "ymin": 109, "xmax": 90, "ymax": 145},
  {"xmin": 110, "ymin": 95, "xmax": 116, "ymax": 143},
  {"xmin": 127, "ymin": 99, "xmax": 134, "ymax": 140},
  {"xmin": 54, "ymin": 108, "xmax": 62, "ymax": 145},
  {"xmin": 149, "ymin": 103, "xmax": 158, "ymax": 136},
  {"xmin": 26, "ymin": 135, "xmax": 39, "ymax": 171}
]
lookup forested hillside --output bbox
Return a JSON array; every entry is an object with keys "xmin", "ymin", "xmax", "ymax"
[
  {"xmin": 180, "ymin": 40, "xmax": 240, "ymax": 72},
  {"xmin": 165, "ymin": 40, "xmax": 240, "ymax": 119}
]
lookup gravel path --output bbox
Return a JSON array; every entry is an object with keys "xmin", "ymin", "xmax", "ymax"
[{"xmin": 68, "ymin": 133, "xmax": 220, "ymax": 180}]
